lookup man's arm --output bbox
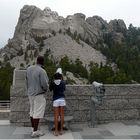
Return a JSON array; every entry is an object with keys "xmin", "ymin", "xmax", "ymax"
[
  {"xmin": 49, "ymin": 81, "xmax": 53, "ymax": 91},
  {"xmin": 40, "ymin": 69, "xmax": 49, "ymax": 91}
]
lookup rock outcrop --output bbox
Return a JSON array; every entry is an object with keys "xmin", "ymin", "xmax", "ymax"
[{"xmin": 0, "ymin": 5, "xmax": 127, "ymax": 73}]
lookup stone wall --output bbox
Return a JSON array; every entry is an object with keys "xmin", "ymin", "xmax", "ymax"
[
  {"xmin": 0, "ymin": 111, "xmax": 10, "ymax": 120},
  {"xmin": 10, "ymin": 70, "xmax": 140, "ymax": 126},
  {"xmin": 0, "ymin": 101, "xmax": 10, "ymax": 120}
]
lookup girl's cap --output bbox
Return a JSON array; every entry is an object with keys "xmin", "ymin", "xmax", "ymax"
[{"xmin": 56, "ymin": 68, "xmax": 62, "ymax": 74}]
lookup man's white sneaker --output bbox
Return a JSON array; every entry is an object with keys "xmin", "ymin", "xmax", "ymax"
[
  {"xmin": 31, "ymin": 128, "xmax": 33, "ymax": 132},
  {"xmin": 31, "ymin": 130, "xmax": 45, "ymax": 137},
  {"xmin": 37, "ymin": 130, "xmax": 45, "ymax": 136}
]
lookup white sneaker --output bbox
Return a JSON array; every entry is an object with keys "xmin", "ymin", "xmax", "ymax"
[
  {"xmin": 31, "ymin": 127, "xmax": 33, "ymax": 132},
  {"xmin": 31, "ymin": 130, "xmax": 45, "ymax": 137},
  {"xmin": 30, "ymin": 128, "xmax": 33, "ymax": 135}
]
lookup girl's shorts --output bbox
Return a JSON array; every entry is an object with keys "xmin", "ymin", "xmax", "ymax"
[{"xmin": 53, "ymin": 98, "xmax": 66, "ymax": 107}]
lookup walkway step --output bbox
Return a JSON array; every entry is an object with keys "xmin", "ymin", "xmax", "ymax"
[{"xmin": 0, "ymin": 120, "xmax": 10, "ymax": 125}]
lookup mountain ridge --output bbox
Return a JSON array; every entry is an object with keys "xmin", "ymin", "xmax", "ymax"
[{"xmin": 0, "ymin": 5, "xmax": 129, "ymax": 84}]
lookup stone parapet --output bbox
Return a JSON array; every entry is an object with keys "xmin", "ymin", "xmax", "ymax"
[{"xmin": 10, "ymin": 70, "xmax": 140, "ymax": 126}]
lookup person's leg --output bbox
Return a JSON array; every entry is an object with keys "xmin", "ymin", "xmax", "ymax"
[
  {"xmin": 33, "ymin": 118, "xmax": 40, "ymax": 131},
  {"xmin": 30, "ymin": 117, "xmax": 34, "ymax": 129},
  {"xmin": 59, "ymin": 106, "xmax": 64, "ymax": 134},
  {"xmin": 31, "ymin": 95, "xmax": 46, "ymax": 137},
  {"xmin": 31, "ymin": 118, "xmax": 44, "ymax": 137},
  {"xmin": 28, "ymin": 96, "xmax": 34, "ymax": 131},
  {"xmin": 33, "ymin": 95, "xmax": 46, "ymax": 132},
  {"xmin": 54, "ymin": 107, "xmax": 59, "ymax": 136}
]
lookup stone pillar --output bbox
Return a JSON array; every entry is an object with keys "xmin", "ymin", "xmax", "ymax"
[{"xmin": 10, "ymin": 69, "xmax": 29, "ymax": 126}]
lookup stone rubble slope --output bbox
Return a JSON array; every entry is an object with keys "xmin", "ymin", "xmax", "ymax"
[{"xmin": 45, "ymin": 34, "xmax": 106, "ymax": 67}]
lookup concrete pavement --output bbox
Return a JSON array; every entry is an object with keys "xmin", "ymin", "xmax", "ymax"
[{"xmin": 0, "ymin": 120, "xmax": 140, "ymax": 139}]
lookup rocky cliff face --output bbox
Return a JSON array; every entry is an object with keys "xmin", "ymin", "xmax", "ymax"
[{"xmin": 0, "ymin": 5, "xmax": 127, "ymax": 70}]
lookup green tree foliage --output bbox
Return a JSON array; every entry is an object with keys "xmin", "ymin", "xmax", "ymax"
[
  {"xmin": 89, "ymin": 63, "xmax": 131, "ymax": 84},
  {"xmin": 20, "ymin": 63, "xmax": 24, "ymax": 68},
  {"xmin": 52, "ymin": 30, "xmax": 56, "ymax": 36},
  {"xmin": 17, "ymin": 48, "xmax": 23, "ymax": 56},
  {"xmin": 33, "ymin": 36, "xmax": 47, "ymax": 43},
  {"xmin": 59, "ymin": 29, "xmax": 62, "ymax": 33},
  {"xmin": 85, "ymin": 38, "xmax": 90, "ymax": 45},
  {"xmin": 39, "ymin": 41, "xmax": 44, "ymax": 52},
  {"xmin": 0, "ymin": 63, "xmax": 14, "ymax": 100},
  {"xmin": 66, "ymin": 27, "xmax": 71, "ymax": 36},
  {"xmin": 99, "ymin": 24, "xmax": 140, "ymax": 83},
  {"xmin": 126, "ymin": 24, "xmax": 140, "ymax": 48},
  {"xmin": 39, "ymin": 46, "xmax": 43, "ymax": 52},
  {"xmin": 30, "ymin": 51, "xmax": 33, "ymax": 60},
  {"xmin": 111, "ymin": 72, "xmax": 132, "ymax": 84},
  {"xmin": 24, "ymin": 50, "xmax": 28, "ymax": 61},
  {"xmin": 59, "ymin": 56, "xmax": 88, "ymax": 79},
  {"xmin": 73, "ymin": 31, "xmax": 77, "ymax": 40},
  {"xmin": 40, "ymin": 39, "xmax": 44, "ymax": 47},
  {"xmin": 59, "ymin": 56, "xmax": 71, "ymax": 74},
  {"xmin": 44, "ymin": 49, "xmax": 57, "ymax": 80},
  {"xmin": 65, "ymin": 28, "xmax": 81, "ymax": 43},
  {"xmin": 74, "ymin": 59, "xmax": 88, "ymax": 78},
  {"xmin": 34, "ymin": 49, "xmax": 38, "ymax": 57},
  {"xmin": 4, "ymin": 55, "xmax": 9, "ymax": 62}
]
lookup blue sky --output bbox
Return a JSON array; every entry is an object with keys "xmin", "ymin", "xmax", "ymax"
[{"xmin": 0, "ymin": 0, "xmax": 140, "ymax": 48}]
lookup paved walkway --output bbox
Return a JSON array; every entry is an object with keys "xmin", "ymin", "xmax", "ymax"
[{"xmin": 0, "ymin": 120, "xmax": 140, "ymax": 139}]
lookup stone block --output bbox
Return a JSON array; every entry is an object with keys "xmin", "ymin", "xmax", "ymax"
[
  {"xmin": 66, "ymin": 100, "xmax": 79, "ymax": 110},
  {"xmin": 10, "ymin": 97, "xmax": 29, "ymax": 111},
  {"xmin": 66, "ymin": 86, "xmax": 79, "ymax": 96},
  {"xmin": 13, "ymin": 69, "xmax": 26, "ymax": 86},
  {"xmin": 78, "ymin": 99, "xmax": 90, "ymax": 110},
  {"xmin": 65, "ymin": 95, "xmax": 78, "ymax": 99},
  {"xmin": 10, "ymin": 111, "xmax": 28, "ymax": 123},
  {"xmin": 115, "ymin": 109, "xmax": 139, "ymax": 120},
  {"xmin": 73, "ymin": 110, "xmax": 90, "ymax": 122},
  {"xmin": 75, "ymin": 95, "xmax": 91, "ymax": 100},
  {"xmin": 76, "ymin": 86, "xmax": 93, "ymax": 95},
  {"xmin": 96, "ymin": 110, "xmax": 116, "ymax": 121},
  {"xmin": 10, "ymin": 86, "xmax": 27, "ymax": 97},
  {"xmin": 0, "ymin": 112, "xmax": 10, "ymax": 119},
  {"xmin": 105, "ymin": 84, "xmax": 140, "ymax": 96},
  {"xmin": 44, "ymin": 100, "xmax": 53, "ymax": 113},
  {"xmin": 96, "ymin": 98, "xmax": 130, "ymax": 110},
  {"xmin": 128, "ymin": 98, "xmax": 140, "ymax": 108}
]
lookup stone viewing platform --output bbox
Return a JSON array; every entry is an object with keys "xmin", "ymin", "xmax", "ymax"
[{"xmin": 10, "ymin": 69, "xmax": 140, "ymax": 127}]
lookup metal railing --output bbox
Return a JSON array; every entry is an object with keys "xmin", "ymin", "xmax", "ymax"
[{"xmin": 0, "ymin": 100, "xmax": 10, "ymax": 111}]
